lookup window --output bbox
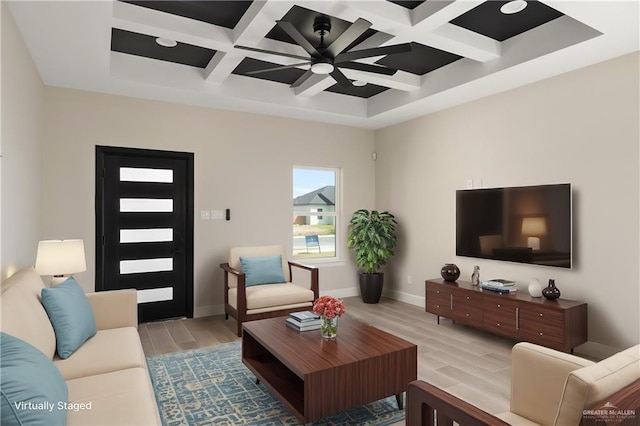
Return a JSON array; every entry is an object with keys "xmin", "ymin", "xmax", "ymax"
[{"xmin": 293, "ymin": 167, "xmax": 339, "ymax": 260}]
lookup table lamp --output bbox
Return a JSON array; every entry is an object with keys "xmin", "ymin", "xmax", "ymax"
[
  {"xmin": 521, "ymin": 217, "xmax": 547, "ymax": 251},
  {"xmin": 35, "ymin": 239, "xmax": 86, "ymax": 285}
]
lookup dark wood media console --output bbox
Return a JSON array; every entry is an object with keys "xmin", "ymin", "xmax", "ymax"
[{"xmin": 425, "ymin": 279, "xmax": 588, "ymax": 352}]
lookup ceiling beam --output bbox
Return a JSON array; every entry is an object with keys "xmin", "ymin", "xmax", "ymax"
[{"xmin": 293, "ymin": 74, "xmax": 336, "ymax": 97}]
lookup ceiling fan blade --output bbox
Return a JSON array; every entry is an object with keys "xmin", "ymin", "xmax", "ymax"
[
  {"xmin": 325, "ymin": 18, "xmax": 372, "ymax": 58},
  {"xmin": 276, "ymin": 20, "xmax": 321, "ymax": 56},
  {"xmin": 336, "ymin": 43, "xmax": 413, "ymax": 63},
  {"xmin": 330, "ymin": 68, "xmax": 352, "ymax": 87},
  {"xmin": 245, "ymin": 62, "xmax": 311, "ymax": 75},
  {"xmin": 234, "ymin": 45, "xmax": 309, "ymax": 61},
  {"xmin": 338, "ymin": 62, "xmax": 397, "ymax": 76},
  {"xmin": 291, "ymin": 69, "xmax": 315, "ymax": 88}
]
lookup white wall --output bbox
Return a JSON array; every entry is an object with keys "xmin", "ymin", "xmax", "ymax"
[
  {"xmin": 41, "ymin": 87, "xmax": 375, "ymax": 315},
  {"xmin": 0, "ymin": 4, "xmax": 44, "ymax": 279},
  {"xmin": 375, "ymin": 52, "xmax": 640, "ymax": 354}
]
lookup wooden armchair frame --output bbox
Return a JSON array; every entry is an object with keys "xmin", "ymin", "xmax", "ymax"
[
  {"xmin": 406, "ymin": 379, "xmax": 640, "ymax": 426},
  {"xmin": 220, "ymin": 260, "xmax": 319, "ymax": 336}
]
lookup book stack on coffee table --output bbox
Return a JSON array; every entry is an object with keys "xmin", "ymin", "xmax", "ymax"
[{"xmin": 286, "ymin": 311, "xmax": 321, "ymax": 332}]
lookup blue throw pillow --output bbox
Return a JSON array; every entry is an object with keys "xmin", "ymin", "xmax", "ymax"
[
  {"xmin": 240, "ymin": 255, "xmax": 286, "ymax": 287},
  {"xmin": 41, "ymin": 277, "xmax": 97, "ymax": 359},
  {"xmin": 0, "ymin": 332, "xmax": 68, "ymax": 426}
]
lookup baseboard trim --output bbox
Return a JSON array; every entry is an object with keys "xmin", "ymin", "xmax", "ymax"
[
  {"xmin": 382, "ymin": 288, "xmax": 425, "ymax": 308},
  {"xmin": 322, "ymin": 287, "xmax": 359, "ymax": 299}
]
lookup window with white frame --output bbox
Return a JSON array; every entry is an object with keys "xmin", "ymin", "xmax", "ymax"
[{"xmin": 293, "ymin": 167, "xmax": 339, "ymax": 259}]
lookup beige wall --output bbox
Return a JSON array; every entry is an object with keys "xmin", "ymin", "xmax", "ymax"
[
  {"xmin": 0, "ymin": 4, "xmax": 44, "ymax": 279},
  {"xmin": 42, "ymin": 87, "xmax": 375, "ymax": 315},
  {"xmin": 375, "ymin": 53, "xmax": 640, "ymax": 354}
]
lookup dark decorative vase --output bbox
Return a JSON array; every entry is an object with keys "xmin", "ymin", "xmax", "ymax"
[
  {"xmin": 441, "ymin": 264, "xmax": 460, "ymax": 282},
  {"xmin": 359, "ymin": 273, "xmax": 384, "ymax": 304},
  {"xmin": 542, "ymin": 279, "xmax": 561, "ymax": 300}
]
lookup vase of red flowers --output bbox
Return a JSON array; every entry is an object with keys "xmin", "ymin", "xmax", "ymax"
[{"xmin": 313, "ymin": 295, "xmax": 345, "ymax": 339}]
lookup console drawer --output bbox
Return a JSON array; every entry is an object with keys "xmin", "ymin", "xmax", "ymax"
[
  {"xmin": 452, "ymin": 291, "xmax": 483, "ymax": 324},
  {"xmin": 483, "ymin": 298, "xmax": 519, "ymax": 336},
  {"xmin": 519, "ymin": 306, "xmax": 564, "ymax": 346}
]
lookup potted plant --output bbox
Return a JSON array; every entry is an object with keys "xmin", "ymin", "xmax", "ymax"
[{"xmin": 347, "ymin": 209, "xmax": 398, "ymax": 304}]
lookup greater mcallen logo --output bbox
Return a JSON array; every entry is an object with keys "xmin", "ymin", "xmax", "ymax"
[{"xmin": 583, "ymin": 402, "xmax": 636, "ymax": 423}]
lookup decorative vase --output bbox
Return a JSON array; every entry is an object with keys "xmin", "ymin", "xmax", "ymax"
[
  {"xmin": 542, "ymin": 279, "xmax": 561, "ymax": 300},
  {"xmin": 528, "ymin": 278, "xmax": 542, "ymax": 298},
  {"xmin": 441, "ymin": 264, "xmax": 460, "ymax": 282},
  {"xmin": 320, "ymin": 315, "xmax": 338, "ymax": 339}
]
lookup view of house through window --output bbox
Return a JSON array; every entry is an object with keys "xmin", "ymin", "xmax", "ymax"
[{"xmin": 293, "ymin": 167, "xmax": 338, "ymax": 259}]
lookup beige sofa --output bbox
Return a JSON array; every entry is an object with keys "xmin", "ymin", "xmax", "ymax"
[
  {"xmin": 407, "ymin": 342, "xmax": 640, "ymax": 425},
  {"xmin": 1, "ymin": 267, "xmax": 161, "ymax": 425}
]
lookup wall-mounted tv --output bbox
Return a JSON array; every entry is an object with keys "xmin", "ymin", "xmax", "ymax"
[{"xmin": 456, "ymin": 184, "xmax": 572, "ymax": 268}]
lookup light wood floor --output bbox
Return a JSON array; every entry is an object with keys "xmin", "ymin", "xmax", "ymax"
[{"xmin": 139, "ymin": 297, "xmax": 514, "ymax": 418}]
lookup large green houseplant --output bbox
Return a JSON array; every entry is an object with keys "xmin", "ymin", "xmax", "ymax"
[{"xmin": 347, "ymin": 209, "xmax": 398, "ymax": 303}]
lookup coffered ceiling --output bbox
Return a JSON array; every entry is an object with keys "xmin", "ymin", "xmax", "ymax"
[{"xmin": 6, "ymin": 1, "xmax": 639, "ymax": 129}]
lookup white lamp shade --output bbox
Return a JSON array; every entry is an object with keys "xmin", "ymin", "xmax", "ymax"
[
  {"xmin": 521, "ymin": 217, "xmax": 547, "ymax": 236},
  {"xmin": 35, "ymin": 239, "xmax": 86, "ymax": 276}
]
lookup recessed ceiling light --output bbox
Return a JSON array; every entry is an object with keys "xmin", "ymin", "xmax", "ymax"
[
  {"xmin": 500, "ymin": 0, "xmax": 528, "ymax": 14},
  {"xmin": 352, "ymin": 80, "xmax": 367, "ymax": 87},
  {"xmin": 155, "ymin": 37, "xmax": 177, "ymax": 48}
]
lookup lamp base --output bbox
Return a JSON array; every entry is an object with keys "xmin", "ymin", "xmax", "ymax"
[
  {"xmin": 51, "ymin": 275, "xmax": 69, "ymax": 286},
  {"xmin": 527, "ymin": 236, "xmax": 540, "ymax": 251}
]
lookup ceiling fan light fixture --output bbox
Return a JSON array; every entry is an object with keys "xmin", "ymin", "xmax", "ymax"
[
  {"xmin": 500, "ymin": 0, "xmax": 528, "ymax": 14},
  {"xmin": 155, "ymin": 37, "xmax": 177, "ymax": 48},
  {"xmin": 311, "ymin": 62, "xmax": 334, "ymax": 74}
]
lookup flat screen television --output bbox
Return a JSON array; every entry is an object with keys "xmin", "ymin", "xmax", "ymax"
[{"xmin": 456, "ymin": 184, "xmax": 572, "ymax": 268}]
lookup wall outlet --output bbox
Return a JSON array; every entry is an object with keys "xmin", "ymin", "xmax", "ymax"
[
  {"xmin": 466, "ymin": 179, "xmax": 473, "ymax": 189},
  {"xmin": 200, "ymin": 210, "xmax": 210, "ymax": 220}
]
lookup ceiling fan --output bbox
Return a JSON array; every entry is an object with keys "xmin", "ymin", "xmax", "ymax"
[{"xmin": 234, "ymin": 16, "xmax": 412, "ymax": 88}]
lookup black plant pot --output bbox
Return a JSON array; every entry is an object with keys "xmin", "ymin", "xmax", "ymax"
[{"xmin": 359, "ymin": 273, "xmax": 384, "ymax": 304}]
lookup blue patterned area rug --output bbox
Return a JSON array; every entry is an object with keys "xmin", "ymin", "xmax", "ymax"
[{"xmin": 147, "ymin": 341, "xmax": 405, "ymax": 425}]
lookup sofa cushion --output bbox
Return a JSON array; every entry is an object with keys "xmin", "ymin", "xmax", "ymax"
[
  {"xmin": 54, "ymin": 327, "xmax": 146, "ymax": 380},
  {"xmin": 229, "ymin": 283, "xmax": 315, "ymax": 310},
  {"xmin": 240, "ymin": 255, "xmax": 286, "ymax": 286},
  {"xmin": 41, "ymin": 277, "xmax": 97, "ymax": 359},
  {"xmin": 66, "ymin": 368, "xmax": 161, "ymax": 425},
  {"xmin": 555, "ymin": 344, "xmax": 640, "ymax": 425},
  {"xmin": 0, "ymin": 267, "xmax": 57, "ymax": 358},
  {"xmin": 0, "ymin": 332, "xmax": 68, "ymax": 426}
]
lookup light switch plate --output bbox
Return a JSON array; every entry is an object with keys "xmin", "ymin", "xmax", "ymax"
[
  {"xmin": 200, "ymin": 210, "xmax": 210, "ymax": 220},
  {"xmin": 211, "ymin": 210, "xmax": 224, "ymax": 220}
]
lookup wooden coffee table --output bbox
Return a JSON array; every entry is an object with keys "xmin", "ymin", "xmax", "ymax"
[{"xmin": 242, "ymin": 316, "xmax": 417, "ymax": 423}]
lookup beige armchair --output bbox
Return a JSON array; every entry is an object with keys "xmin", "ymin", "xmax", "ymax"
[
  {"xmin": 220, "ymin": 245, "xmax": 319, "ymax": 336},
  {"xmin": 407, "ymin": 342, "xmax": 640, "ymax": 425}
]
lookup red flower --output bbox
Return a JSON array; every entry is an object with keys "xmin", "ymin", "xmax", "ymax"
[{"xmin": 313, "ymin": 295, "xmax": 345, "ymax": 318}]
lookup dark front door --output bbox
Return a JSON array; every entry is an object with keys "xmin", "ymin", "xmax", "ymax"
[{"xmin": 96, "ymin": 146, "xmax": 194, "ymax": 323}]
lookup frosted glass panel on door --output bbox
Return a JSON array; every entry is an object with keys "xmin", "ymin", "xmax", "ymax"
[
  {"xmin": 120, "ymin": 167, "xmax": 173, "ymax": 183},
  {"xmin": 137, "ymin": 287, "xmax": 173, "ymax": 304},
  {"xmin": 120, "ymin": 198, "xmax": 173, "ymax": 212},
  {"xmin": 120, "ymin": 258, "xmax": 173, "ymax": 274},
  {"xmin": 120, "ymin": 228, "xmax": 173, "ymax": 243}
]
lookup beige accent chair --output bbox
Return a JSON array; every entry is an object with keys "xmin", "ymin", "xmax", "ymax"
[
  {"xmin": 220, "ymin": 245, "xmax": 319, "ymax": 336},
  {"xmin": 407, "ymin": 342, "xmax": 640, "ymax": 425}
]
